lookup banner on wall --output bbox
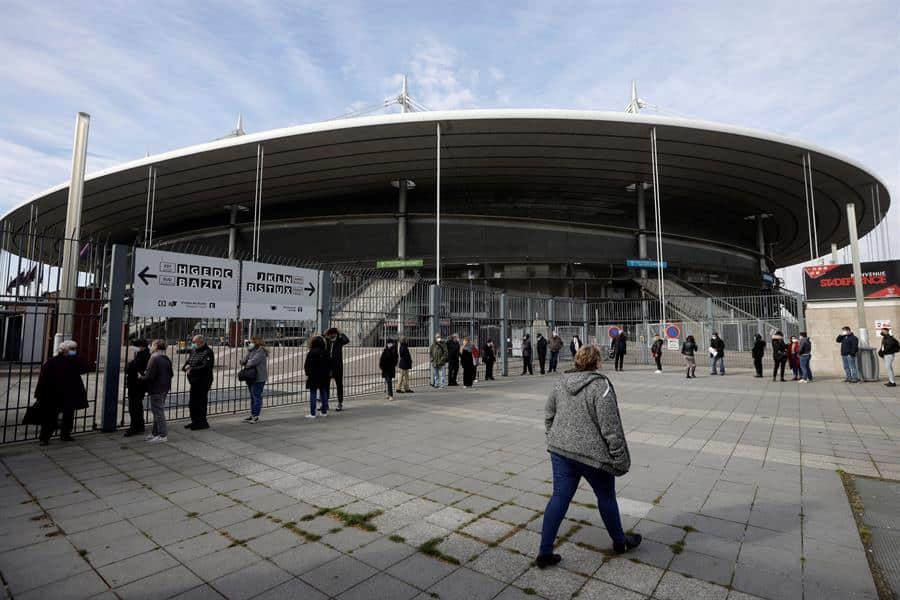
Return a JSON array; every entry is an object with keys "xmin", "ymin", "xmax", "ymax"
[{"xmin": 803, "ymin": 260, "xmax": 900, "ymax": 302}]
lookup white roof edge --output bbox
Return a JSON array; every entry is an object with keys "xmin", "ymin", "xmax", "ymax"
[{"xmin": 2, "ymin": 108, "xmax": 891, "ymax": 223}]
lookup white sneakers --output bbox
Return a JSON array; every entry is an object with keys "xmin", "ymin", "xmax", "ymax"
[
  {"xmin": 305, "ymin": 414, "xmax": 316, "ymax": 419},
  {"xmin": 147, "ymin": 435, "xmax": 167, "ymax": 444},
  {"xmin": 655, "ymin": 370, "xmax": 662, "ymax": 374}
]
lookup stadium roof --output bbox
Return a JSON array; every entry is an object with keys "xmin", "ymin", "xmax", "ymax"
[{"xmin": 1, "ymin": 109, "xmax": 890, "ymax": 267}]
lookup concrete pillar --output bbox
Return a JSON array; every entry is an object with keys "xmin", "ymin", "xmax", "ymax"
[
  {"xmin": 428, "ymin": 285, "xmax": 441, "ymax": 343},
  {"xmin": 846, "ymin": 203, "xmax": 868, "ymax": 345},
  {"xmin": 101, "ymin": 244, "xmax": 127, "ymax": 432},
  {"xmin": 317, "ymin": 271, "xmax": 332, "ymax": 335},
  {"xmin": 547, "ymin": 298, "xmax": 556, "ymax": 334},
  {"xmin": 756, "ymin": 214, "xmax": 767, "ymax": 275}
]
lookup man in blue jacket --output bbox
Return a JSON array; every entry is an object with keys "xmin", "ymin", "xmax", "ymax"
[{"xmin": 835, "ymin": 326, "xmax": 860, "ymax": 383}]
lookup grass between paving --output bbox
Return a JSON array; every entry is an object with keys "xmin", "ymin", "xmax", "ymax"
[{"xmin": 837, "ymin": 470, "xmax": 894, "ymax": 600}]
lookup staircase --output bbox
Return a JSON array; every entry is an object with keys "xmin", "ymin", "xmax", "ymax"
[
  {"xmin": 638, "ymin": 277, "xmax": 755, "ymax": 321},
  {"xmin": 331, "ymin": 279, "xmax": 417, "ymax": 345}
]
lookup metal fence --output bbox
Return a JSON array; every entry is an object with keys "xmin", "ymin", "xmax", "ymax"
[{"xmin": 0, "ymin": 228, "xmax": 806, "ymax": 443}]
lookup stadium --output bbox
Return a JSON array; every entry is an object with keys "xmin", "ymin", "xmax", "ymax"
[{"xmin": 0, "ymin": 108, "xmax": 891, "ymax": 300}]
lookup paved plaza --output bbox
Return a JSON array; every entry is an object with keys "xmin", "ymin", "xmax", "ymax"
[{"xmin": 0, "ymin": 366, "xmax": 897, "ymax": 600}]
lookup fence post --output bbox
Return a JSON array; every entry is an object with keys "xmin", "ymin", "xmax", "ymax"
[
  {"xmin": 317, "ymin": 271, "xmax": 332, "ymax": 334},
  {"xmin": 526, "ymin": 297, "xmax": 533, "ymax": 337},
  {"xmin": 428, "ymin": 284, "xmax": 441, "ymax": 343},
  {"xmin": 547, "ymin": 298, "xmax": 556, "ymax": 334},
  {"xmin": 500, "ymin": 293, "xmax": 509, "ymax": 377},
  {"xmin": 581, "ymin": 302, "xmax": 589, "ymax": 344},
  {"xmin": 101, "ymin": 244, "xmax": 127, "ymax": 433}
]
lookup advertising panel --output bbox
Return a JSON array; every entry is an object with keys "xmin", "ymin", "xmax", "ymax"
[{"xmin": 803, "ymin": 260, "xmax": 900, "ymax": 301}]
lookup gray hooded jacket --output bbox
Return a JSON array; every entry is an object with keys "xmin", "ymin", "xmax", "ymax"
[{"xmin": 545, "ymin": 371, "xmax": 630, "ymax": 476}]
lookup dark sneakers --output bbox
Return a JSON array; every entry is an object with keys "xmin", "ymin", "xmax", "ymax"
[
  {"xmin": 535, "ymin": 553, "xmax": 562, "ymax": 569},
  {"xmin": 613, "ymin": 534, "xmax": 643, "ymax": 554}
]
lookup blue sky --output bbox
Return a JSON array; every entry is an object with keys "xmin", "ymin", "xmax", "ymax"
[{"xmin": 1, "ymin": 0, "xmax": 897, "ymax": 289}]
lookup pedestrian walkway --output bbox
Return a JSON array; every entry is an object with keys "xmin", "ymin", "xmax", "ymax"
[{"xmin": 0, "ymin": 369, "xmax": 896, "ymax": 599}]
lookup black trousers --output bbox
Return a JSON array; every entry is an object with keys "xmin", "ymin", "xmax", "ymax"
[
  {"xmin": 485, "ymin": 361, "xmax": 495, "ymax": 380},
  {"xmin": 332, "ymin": 367, "xmax": 344, "ymax": 404},
  {"xmin": 653, "ymin": 355, "xmax": 662, "ymax": 370},
  {"xmin": 773, "ymin": 358, "xmax": 787, "ymax": 380},
  {"xmin": 538, "ymin": 354, "xmax": 547, "ymax": 374},
  {"xmin": 127, "ymin": 388, "xmax": 145, "ymax": 432},
  {"xmin": 463, "ymin": 365, "xmax": 475, "ymax": 387},
  {"xmin": 522, "ymin": 356, "xmax": 533, "ymax": 375},
  {"xmin": 614, "ymin": 354, "xmax": 624, "ymax": 371},
  {"xmin": 189, "ymin": 378, "xmax": 212, "ymax": 427},
  {"xmin": 753, "ymin": 357, "xmax": 763, "ymax": 376},
  {"xmin": 448, "ymin": 360, "xmax": 460, "ymax": 385},
  {"xmin": 40, "ymin": 408, "xmax": 74, "ymax": 442}
]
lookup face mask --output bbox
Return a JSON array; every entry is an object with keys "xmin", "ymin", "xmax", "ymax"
[
  {"xmin": 387, "ymin": 343, "xmax": 394, "ymax": 348},
  {"xmin": 436, "ymin": 338, "xmax": 442, "ymax": 342},
  {"xmin": 191, "ymin": 343, "xmax": 198, "ymax": 349},
  {"xmin": 68, "ymin": 350, "xmax": 77, "ymax": 356},
  {"xmin": 843, "ymin": 331, "xmax": 850, "ymax": 335}
]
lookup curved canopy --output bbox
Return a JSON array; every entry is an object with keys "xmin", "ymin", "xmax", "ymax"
[{"xmin": 1, "ymin": 109, "xmax": 890, "ymax": 267}]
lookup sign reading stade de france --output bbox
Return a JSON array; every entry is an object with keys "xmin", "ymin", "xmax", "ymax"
[
  {"xmin": 133, "ymin": 248, "xmax": 240, "ymax": 318},
  {"xmin": 239, "ymin": 261, "xmax": 319, "ymax": 319},
  {"xmin": 803, "ymin": 260, "xmax": 900, "ymax": 301}
]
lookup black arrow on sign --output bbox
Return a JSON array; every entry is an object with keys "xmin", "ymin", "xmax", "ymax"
[
  {"xmin": 304, "ymin": 282, "xmax": 316, "ymax": 296},
  {"xmin": 138, "ymin": 266, "xmax": 157, "ymax": 286}
]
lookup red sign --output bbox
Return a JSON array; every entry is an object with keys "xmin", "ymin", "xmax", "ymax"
[{"xmin": 803, "ymin": 260, "xmax": 900, "ymax": 301}]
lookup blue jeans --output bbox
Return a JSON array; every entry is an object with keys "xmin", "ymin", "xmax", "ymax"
[
  {"xmin": 540, "ymin": 453, "xmax": 625, "ymax": 555},
  {"xmin": 799, "ymin": 355, "xmax": 812, "ymax": 381},
  {"xmin": 711, "ymin": 356, "xmax": 725, "ymax": 374},
  {"xmin": 310, "ymin": 387, "xmax": 329, "ymax": 415},
  {"xmin": 549, "ymin": 351, "xmax": 559, "ymax": 372},
  {"xmin": 841, "ymin": 355, "xmax": 859, "ymax": 381},
  {"xmin": 432, "ymin": 365, "xmax": 447, "ymax": 388},
  {"xmin": 248, "ymin": 382, "xmax": 265, "ymax": 417}
]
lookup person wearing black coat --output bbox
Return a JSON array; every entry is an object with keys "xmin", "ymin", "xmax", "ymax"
[
  {"xmin": 34, "ymin": 340, "xmax": 90, "ymax": 445},
  {"xmin": 482, "ymin": 340, "xmax": 497, "ymax": 380},
  {"xmin": 447, "ymin": 335, "xmax": 461, "ymax": 386},
  {"xmin": 460, "ymin": 337, "xmax": 477, "ymax": 387},
  {"xmin": 521, "ymin": 334, "xmax": 534, "ymax": 375},
  {"xmin": 709, "ymin": 333, "xmax": 725, "ymax": 375},
  {"xmin": 836, "ymin": 327, "xmax": 860, "ymax": 383},
  {"xmin": 771, "ymin": 332, "xmax": 788, "ymax": 382},
  {"xmin": 182, "ymin": 335, "xmax": 214, "ymax": 430},
  {"xmin": 878, "ymin": 328, "xmax": 898, "ymax": 387},
  {"xmin": 305, "ymin": 335, "xmax": 332, "ymax": 417},
  {"xmin": 325, "ymin": 328, "xmax": 350, "ymax": 410},
  {"xmin": 613, "ymin": 333, "xmax": 627, "ymax": 372},
  {"xmin": 751, "ymin": 334, "xmax": 766, "ymax": 378},
  {"xmin": 397, "ymin": 337, "xmax": 413, "ymax": 393},
  {"xmin": 124, "ymin": 339, "xmax": 151, "ymax": 437},
  {"xmin": 537, "ymin": 334, "xmax": 548, "ymax": 375},
  {"xmin": 379, "ymin": 339, "xmax": 399, "ymax": 400},
  {"xmin": 650, "ymin": 336, "xmax": 664, "ymax": 373},
  {"xmin": 681, "ymin": 335, "xmax": 698, "ymax": 378}
]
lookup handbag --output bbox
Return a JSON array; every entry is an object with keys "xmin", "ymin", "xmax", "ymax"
[
  {"xmin": 23, "ymin": 400, "xmax": 44, "ymax": 426},
  {"xmin": 237, "ymin": 365, "xmax": 257, "ymax": 382}
]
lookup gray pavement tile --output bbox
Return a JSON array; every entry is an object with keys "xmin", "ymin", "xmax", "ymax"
[
  {"xmin": 460, "ymin": 517, "xmax": 516, "ymax": 543},
  {"xmin": 731, "ymin": 562, "xmax": 802, "ymax": 600},
  {"xmin": 501, "ymin": 528, "xmax": 541, "ymax": 556},
  {"xmin": 670, "ymin": 549, "xmax": 734, "ymax": 586},
  {"xmin": 736, "ymin": 542, "xmax": 801, "ymax": 578},
  {"xmin": 555, "ymin": 541, "xmax": 605, "ymax": 577},
  {"xmin": 145, "ymin": 515, "xmax": 213, "ymax": 546},
  {"xmin": 492, "ymin": 587, "xmax": 552, "ymax": 600},
  {"xmin": 640, "ymin": 520, "xmax": 688, "ymax": 545},
  {"xmin": 425, "ymin": 506, "xmax": 475, "ymax": 530},
  {"xmin": 424, "ymin": 486, "xmax": 470, "ymax": 505},
  {"xmin": 653, "ymin": 570, "xmax": 729, "ymax": 600},
  {"xmin": 394, "ymin": 521, "xmax": 452, "ymax": 547},
  {"xmin": 579, "ymin": 579, "xmax": 646, "ymax": 600},
  {"xmin": 168, "ymin": 584, "xmax": 226, "ymax": 600},
  {"xmin": 200, "ymin": 504, "xmax": 258, "ymax": 529},
  {"xmin": 594, "ymin": 556, "xmax": 664, "ymax": 595},
  {"xmin": 244, "ymin": 527, "xmax": 305, "ymax": 557},
  {"xmin": 469, "ymin": 547, "xmax": 532, "ymax": 583},
  {"xmin": 270, "ymin": 542, "xmax": 342, "ymax": 576},
  {"xmin": 628, "ymin": 538, "xmax": 675, "ymax": 569},
  {"xmin": 512, "ymin": 491, "xmax": 551, "ymax": 511},
  {"xmin": 299, "ymin": 555, "xmax": 378, "ymax": 597},
  {"xmin": 112, "ymin": 496, "xmax": 175, "ymax": 519},
  {"xmin": 725, "ymin": 592, "xmax": 767, "ymax": 600},
  {"xmin": 99, "ymin": 548, "xmax": 179, "ymax": 588},
  {"xmin": 687, "ymin": 514, "xmax": 747, "ymax": 541},
  {"xmin": 68, "ymin": 520, "xmax": 144, "ymax": 550},
  {"xmin": 114, "ymin": 565, "xmax": 204, "ymax": 600},
  {"xmin": 54, "ymin": 508, "xmax": 124, "ymax": 535},
  {"xmin": 683, "ymin": 531, "xmax": 741, "ymax": 561},
  {"xmin": 426, "ymin": 566, "xmax": 506, "ymax": 600},
  {"xmin": 453, "ymin": 494, "xmax": 503, "ymax": 515},
  {"xmin": 365, "ymin": 489, "xmax": 417, "ymax": 508},
  {"xmin": 209, "ymin": 560, "xmax": 293, "ymax": 600},
  {"xmin": 387, "ymin": 553, "xmax": 459, "ymax": 589},
  {"xmin": 320, "ymin": 525, "xmax": 380, "ymax": 552},
  {"xmin": 83, "ymin": 533, "xmax": 160, "ymax": 568},
  {"xmin": 352, "ymin": 536, "xmax": 418, "ymax": 570},
  {"xmin": 252, "ymin": 578, "xmax": 328, "ymax": 600},
  {"xmin": 491, "ymin": 503, "xmax": 539, "ymax": 525},
  {"xmin": 436, "ymin": 533, "xmax": 490, "ymax": 563},
  {"xmin": 16, "ymin": 568, "xmax": 110, "ymax": 600},
  {"xmin": 513, "ymin": 565, "xmax": 587, "ymax": 600},
  {"xmin": 337, "ymin": 572, "xmax": 419, "ymax": 600},
  {"xmin": 185, "ymin": 545, "xmax": 261, "ymax": 581},
  {"xmin": 166, "ymin": 531, "xmax": 233, "ymax": 563},
  {"xmin": 220, "ymin": 515, "xmax": 281, "ymax": 541}
]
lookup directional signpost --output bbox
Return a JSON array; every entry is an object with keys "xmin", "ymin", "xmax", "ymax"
[
  {"xmin": 239, "ymin": 261, "xmax": 319, "ymax": 319},
  {"xmin": 133, "ymin": 248, "xmax": 240, "ymax": 318}
]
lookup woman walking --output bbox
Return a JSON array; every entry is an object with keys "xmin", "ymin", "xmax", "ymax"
[
  {"xmin": 483, "ymin": 340, "xmax": 497, "ymax": 380},
  {"xmin": 141, "ymin": 340, "xmax": 174, "ymax": 443},
  {"xmin": 681, "ymin": 335, "xmax": 698, "ymax": 378},
  {"xmin": 397, "ymin": 337, "xmax": 413, "ymax": 393},
  {"xmin": 538, "ymin": 345, "xmax": 641, "ymax": 568},
  {"xmin": 240, "ymin": 336, "xmax": 268, "ymax": 423},
  {"xmin": 305, "ymin": 335, "xmax": 331, "ymax": 418},
  {"xmin": 379, "ymin": 338, "xmax": 399, "ymax": 401},
  {"xmin": 461, "ymin": 337, "xmax": 476, "ymax": 388},
  {"xmin": 771, "ymin": 331, "xmax": 788, "ymax": 382}
]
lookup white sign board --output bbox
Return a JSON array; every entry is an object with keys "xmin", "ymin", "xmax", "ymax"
[
  {"xmin": 133, "ymin": 248, "xmax": 239, "ymax": 318},
  {"xmin": 667, "ymin": 338, "xmax": 680, "ymax": 351},
  {"xmin": 875, "ymin": 319, "xmax": 892, "ymax": 331},
  {"xmin": 239, "ymin": 261, "xmax": 319, "ymax": 320}
]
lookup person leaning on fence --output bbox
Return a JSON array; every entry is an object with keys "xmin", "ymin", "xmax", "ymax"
[
  {"xmin": 240, "ymin": 336, "xmax": 268, "ymax": 423},
  {"xmin": 140, "ymin": 340, "xmax": 174, "ymax": 444},
  {"xmin": 836, "ymin": 326, "xmax": 860, "ymax": 383},
  {"xmin": 429, "ymin": 334, "xmax": 449, "ymax": 388},
  {"xmin": 798, "ymin": 331, "xmax": 813, "ymax": 383},
  {"xmin": 183, "ymin": 335, "xmax": 214, "ymax": 430},
  {"xmin": 878, "ymin": 328, "xmax": 898, "ymax": 387},
  {"xmin": 447, "ymin": 334, "xmax": 461, "ymax": 386},
  {"xmin": 650, "ymin": 335, "xmax": 664, "ymax": 373},
  {"xmin": 32, "ymin": 340, "xmax": 89, "ymax": 446},
  {"xmin": 482, "ymin": 339, "xmax": 497, "ymax": 380},
  {"xmin": 325, "ymin": 327, "xmax": 350, "ymax": 411},
  {"xmin": 537, "ymin": 344, "xmax": 641, "ymax": 569},
  {"xmin": 380, "ymin": 338, "xmax": 399, "ymax": 401},
  {"xmin": 771, "ymin": 331, "xmax": 788, "ymax": 382},
  {"xmin": 305, "ymin": 335, "xmax": 331, "ymax": 418},
  {"xmin": 681, "ymin": 335, "xmax": 698, "ymax": 378},
  {"xmin": 709, "ymin": 332, "xmax": 725, "ymax": 375},
  {"xmin": 124, "ymin": 339, "xmax": 151, "ymax": 437},
  {"xmin": 548, "ymin": 332, "xmax": 563, "ymax": 372},
  {"xmin": 751, "ymin": 333, "xmax": 765, "ymax": 378},
  {"xmin": 397, "ymin": 337, "xmax": 413, "ymax": 394}
]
